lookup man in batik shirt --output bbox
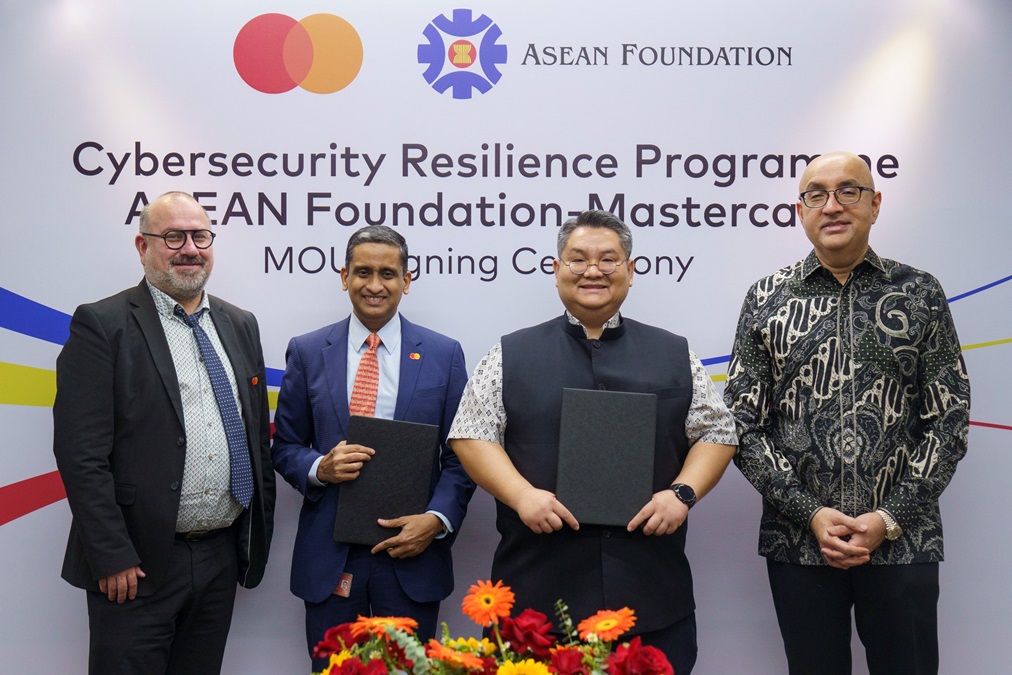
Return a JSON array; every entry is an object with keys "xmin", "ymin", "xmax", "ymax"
[{"xmin": 724, "ymin": 151, "xmax": 970, "ymax": 675}]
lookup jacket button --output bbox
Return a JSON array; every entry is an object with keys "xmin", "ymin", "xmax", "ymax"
[
  {"xmin": 170, "ymin": 481, "xmax": 180, "ymax": 491},
  {"xmin": 598, "ymin": 383, "xmax": 607, "ymax": 390},
  {"xmin": 591, "ymin": 340, "xmax": 602, "ymax": 349},
  {"xmin": 602, "ymin": 529, "xmax": 611, "ymax": 538},
  {"xmin": 177, "ymin": 437, "xmax": 186, "ymax": 447}
]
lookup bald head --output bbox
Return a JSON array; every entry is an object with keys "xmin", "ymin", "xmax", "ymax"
[{"xmin": 799, "ymin": 152, "xmax": 876, "ymax": 193}]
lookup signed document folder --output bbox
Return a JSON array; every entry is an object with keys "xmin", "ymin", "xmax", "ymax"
[
  {"xmin": 333, "ymin": 415, "xmax": 439, "ymax": 546},
  {"xmin": 556, "ymin": 388, "xmax": 658, "ymax": 527}
]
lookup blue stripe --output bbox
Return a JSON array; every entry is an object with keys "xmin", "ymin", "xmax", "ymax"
[{"xmin": 0, "ymin": 287, "xmax": 72, "ymax": 345}]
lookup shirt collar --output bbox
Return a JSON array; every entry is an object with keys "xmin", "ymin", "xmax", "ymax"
[
  {"xmin": 800, "ymin": 247, "xmax": 887, "ymax": 281},
  {"xmin": 147, "ymin": 280, "xmax": 209, "ymax": 319},
  {"xmin": 564, "ymin": 309, "xmax": 622, "ymax": 337},
  {"xmin": 349, "ymin": 312, "xmax": 400, "ymax": 355}
]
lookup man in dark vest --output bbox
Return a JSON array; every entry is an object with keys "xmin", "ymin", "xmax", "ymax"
[{"xmin": 449, "ymin": 210, "xmax": 737, "ymax": 674}]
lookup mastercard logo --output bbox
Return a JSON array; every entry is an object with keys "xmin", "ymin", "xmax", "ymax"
[{"xmin": 233, "ymin": 13, "xmax": 363, "ymax": 94}]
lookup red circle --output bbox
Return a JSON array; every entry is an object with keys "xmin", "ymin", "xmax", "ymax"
[
  {"xmin": 447, "ymin": 40, "xmax": 476, "ymax": 69},
  {"xmin": 234, "ymin": 14, "xmax": 308, "ymax": 94}
]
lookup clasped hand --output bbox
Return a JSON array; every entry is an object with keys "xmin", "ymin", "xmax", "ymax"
[{"xmin": 811, "ymin": 508, "xmax": 887, "ymax": 569}]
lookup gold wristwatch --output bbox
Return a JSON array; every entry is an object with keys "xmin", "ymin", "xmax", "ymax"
[{"xmin": 876, "ymin": 509, "xmax": 902, "ymax": 541}]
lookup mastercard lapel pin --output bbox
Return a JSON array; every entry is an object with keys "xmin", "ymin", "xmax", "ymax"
[
  {"xmin": 251, "ymin": 376, "xmax": 259, "ymax": 386},
  {"xmin": 409, "ymin": 352, "xmax": 421, "ymax": 360}
]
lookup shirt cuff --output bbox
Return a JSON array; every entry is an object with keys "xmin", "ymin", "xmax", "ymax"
[
  {"xmin": 308, "ymin": 456, "xmax": 326, "ymax": 487},
  {"xmin": 427, "ymin": 510, "xmax": 452, "ymax": 539}
]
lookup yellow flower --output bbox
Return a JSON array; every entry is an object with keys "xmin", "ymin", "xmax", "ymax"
[
  {"xmin": 447, "ymin": 636, "xmax": 498, "ymax": 656},
  {"xmin": 426, "ymin": 639, "xmax": 486, "ymax": 669},
  {"xmin": 576, "ymin": 607, "xmax": 636, "ymax": 642},
  {"xmin": 497, "ymin": 658, "xmax": 551, "ymax": 675},
  {"xmin": 349, "ymin": 615, "xmax": 418, "ymax": 639},
  {"xmin": 462, "ymin": 580, "xmax": 515, "ymax": 626},
  {"xmin": 320, "ymin": 650, "xmax": 353, "ymax": 675}
]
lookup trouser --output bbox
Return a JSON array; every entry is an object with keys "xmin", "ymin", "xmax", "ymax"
[
  {"xmin": 87, "ymin": 526, "xmax": 239, "ymax": 675},
  {"xmin": 767, "ymin": 560, "xmax": 939, "ymax": 675}
]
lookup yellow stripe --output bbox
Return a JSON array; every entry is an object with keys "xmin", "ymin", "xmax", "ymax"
[
  {"xmin": 0, "ymin": 361, "xmax": 282, "ymax": 412},
  {"xmin": 962, "ymin": 337, "xmax": 1012, "ymax": 351},
  {"xmin": 710, "ymin": 373, "xmax": 727, "ymax": 383},
  {"xmin": 0, "ymin": 362, "xmax": 56, "ymax": 407}
]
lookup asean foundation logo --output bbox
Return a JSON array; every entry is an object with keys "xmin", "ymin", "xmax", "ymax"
[
  {"xmin": 233, "ymin": 13, "xmax": 363, "ymax": 94},
  {"xmin": 417, "ymin": 9, "xmax": 507, "ymax": 99}
]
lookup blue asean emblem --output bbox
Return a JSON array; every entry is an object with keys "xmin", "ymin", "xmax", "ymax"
[{"xmin": 417, "ymin": 9, "xmax": 507, "ymax": 99}]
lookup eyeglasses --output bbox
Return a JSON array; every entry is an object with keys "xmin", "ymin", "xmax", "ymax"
[
  {"xmin": 799, "ymin": 186, "xmax": 874, "ymax": 209},
  {"xmin": 561, "ymin": 257, "xmax": 626, "ymax": 275},
  {"xmin": 141, "ymin": 229, "xmax": 216, "ymax": 250}
]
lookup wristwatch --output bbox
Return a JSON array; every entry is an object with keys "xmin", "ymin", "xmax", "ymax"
[
  {"xmin": 876, "ymin": 509, "xmax": 903, "ymax": 541},
  {"xmin": 669, "ymin": 483, "xmax": 697, "ymax": 509}
]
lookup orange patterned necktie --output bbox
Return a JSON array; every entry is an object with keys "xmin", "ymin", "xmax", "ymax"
[{"xmin": 349, "ymin": 333, "xmax": 381, "ymax": 417}]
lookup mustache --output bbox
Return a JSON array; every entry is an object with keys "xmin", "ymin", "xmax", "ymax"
[{"xmin": 170, "ymin": 255, "xmax": 205, "ymax": 266}]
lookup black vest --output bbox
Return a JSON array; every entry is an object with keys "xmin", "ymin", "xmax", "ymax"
[{"xmin": 496, "ymin": 314, "xmax": 696, "ymax": 633}]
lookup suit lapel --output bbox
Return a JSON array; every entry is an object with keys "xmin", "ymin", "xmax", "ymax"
[
  {"xmin": 394, "ymin": 316, "xmax": 423, "ymax": 420},
  {"xmin": 130, "ymin": 281, "xmax": 185, "ymax": 428},
  {"xmin": 323, "ymin": 319, "xmax": 351, "ymax": 435}
]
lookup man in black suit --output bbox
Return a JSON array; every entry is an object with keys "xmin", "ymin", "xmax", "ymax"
[{"xmin": 53, "ymin": 191, "xmax": 275, "ymax": 674}]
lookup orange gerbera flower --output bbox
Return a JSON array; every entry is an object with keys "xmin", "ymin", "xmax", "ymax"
[
  {"xmin": 462, "ymin": 580, "xmax": 515, "ymax": 626},
  {"xmin": 576, "ymin": 608, "xmax": 636, "ymax": 642},
  {"xmin": 349, "ymin": 616, "xmax": 418, "ymax": 639},
  {"xmin": 426, "ymin": 639, "xmax": 485, "ymax": 669}
]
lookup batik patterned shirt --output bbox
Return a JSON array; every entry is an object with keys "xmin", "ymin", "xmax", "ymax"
[{"xmin": 724, "ymin": 248, "xmax": 970, "ymax": 565}]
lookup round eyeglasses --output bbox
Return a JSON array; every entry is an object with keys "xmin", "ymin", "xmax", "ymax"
[
  {"xmin": 561, "ymin": 258, "xmax": 626, "ymax": 275},
  {"xmin": 141, "ymin": 229, "xmax": 216, "ymax": 250},
  {"xmin": 799, "ymin": 186, "xmax": 874, "ymax": 209}
]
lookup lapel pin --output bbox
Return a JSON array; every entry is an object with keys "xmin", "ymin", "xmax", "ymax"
[
  {"xmin": 409, "ymin": 352, "xmax": 421, "ymax": 360},
  {"xmin": 251, "ymin": 376, "xmax": 259, "ymax": 386}
]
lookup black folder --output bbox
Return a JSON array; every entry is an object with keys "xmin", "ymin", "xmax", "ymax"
[
  {"xmin": 332, "ymin": 416, "xmax": 439, "ymax": 546},
  {"xmin": 555, "ymin": 388, "xmax": 657, "ymax": 527}
]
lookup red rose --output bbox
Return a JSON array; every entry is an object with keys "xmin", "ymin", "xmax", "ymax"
[
  {"xmin": 501, "ymin": 608, "xmax": 557, "ymax": 659},
  {"xmin": 607, "ymin": 637, "xmax": 674, "ymax": 675},
  {"xmin": 477, "ymin": 655, "xmax": 500, "ymax": 675},
  {"xmin": 549, "ymin": 646, "xmax": 590, "ymax": 675},
  {"xmin": 314, "ymin": 623, "xmax": 364, "ymax": 658}
]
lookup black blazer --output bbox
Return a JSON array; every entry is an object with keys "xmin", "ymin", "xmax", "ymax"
[{"xmin": 53, "ymin": 280, "xmax": 275, "ymax": 594}]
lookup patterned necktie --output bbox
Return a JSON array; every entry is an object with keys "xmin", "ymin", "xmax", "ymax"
[
  {"xmin": 175, "ymin": 307, "xmax": 254, "ymax": 508},
  {"xmin": 349, "ymin": 332, "xmax": 381, "ymax": 417}
]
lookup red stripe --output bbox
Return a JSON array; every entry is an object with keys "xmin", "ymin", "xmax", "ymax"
[
  {"xmin": 970, "ymin": 420, "xmax": 1012, "ymax": 431},
  {"xmin": 0, "ymin": 471, "xmax": 67, "ymax": 526}
]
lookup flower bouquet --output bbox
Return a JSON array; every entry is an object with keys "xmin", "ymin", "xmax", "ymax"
[{"xmin": 312, "ymin": 579, "xmax": 674, "ymax": 675}]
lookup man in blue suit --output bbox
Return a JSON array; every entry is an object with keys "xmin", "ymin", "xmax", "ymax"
[{"xmin": 272, "ymin": 225, "xmax": 474, "ymax": 669}]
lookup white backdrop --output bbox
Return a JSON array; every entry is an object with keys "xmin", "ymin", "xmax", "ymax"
[{"xmin": 1, "ymin": 1, "xmax": 1010, "ymax": 672}]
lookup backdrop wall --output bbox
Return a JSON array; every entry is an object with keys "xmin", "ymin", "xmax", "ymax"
[{"xmin": 2, "ymin": 1, "xmax": 1009, "ymax": 672}]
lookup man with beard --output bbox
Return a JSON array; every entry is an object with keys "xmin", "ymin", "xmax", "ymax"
[{"xmin": 54, "ymin": 191, "xmax": 275, "ymax": 674}]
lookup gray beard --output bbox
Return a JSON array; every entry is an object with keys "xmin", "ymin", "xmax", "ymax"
[{"xmin": 143, "ymin": 259, "xmax": 210, "ymax": 304}]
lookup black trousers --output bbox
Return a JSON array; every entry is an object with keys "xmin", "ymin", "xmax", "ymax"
[
  {"xmin": 87, "ymin": 527, "xmax": 239, "ymax": 675},
  {"xmin": 767, "ymin": 560, "xmax": 939, "ymax": 675}
]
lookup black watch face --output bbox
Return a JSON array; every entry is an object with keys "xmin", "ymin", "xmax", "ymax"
[{"xmin": 673, "ymin": 484, "xmax": 696, "ymax": 506}]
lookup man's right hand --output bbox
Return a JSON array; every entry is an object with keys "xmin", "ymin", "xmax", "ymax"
[
  {"xmin": 316, "ymin": 441, "xmax": 375, "ymax": 483},
  {"xmin": 98, "ymin": 565, "xmax": 146, "ymax": 603},
  {"xmin": 515, "ymin": 486, "xmax": 579, "ymax": 534},
  {"xmin": 810, "ymin": 507, "xmax": 871, "ymax": 569}
]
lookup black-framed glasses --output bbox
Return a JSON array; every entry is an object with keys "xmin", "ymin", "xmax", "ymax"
[
  {"xmin": 799, "ymin": 186, "xmax": 874, "ymax": 208},
  {"xmin": 141, "ymin": 229, "xmax": 216, "ymax": 250},
  {"xmin": 561, "ymin": 258, "xmax": 626, "ymax": 275}
]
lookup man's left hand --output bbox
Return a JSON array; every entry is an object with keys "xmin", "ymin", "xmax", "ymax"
[
  {"xmin": 627, "ymin": 489, "xmax": 688, "ymax": 535},
  {"xmin": 371, "ymin": 513, "xmax": 443, "ymax": 558}
]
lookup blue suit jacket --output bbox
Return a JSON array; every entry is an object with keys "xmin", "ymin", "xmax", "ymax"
[{"xmin": 271, "ymin": 315, "xmax": 474, "ymax": 604}]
